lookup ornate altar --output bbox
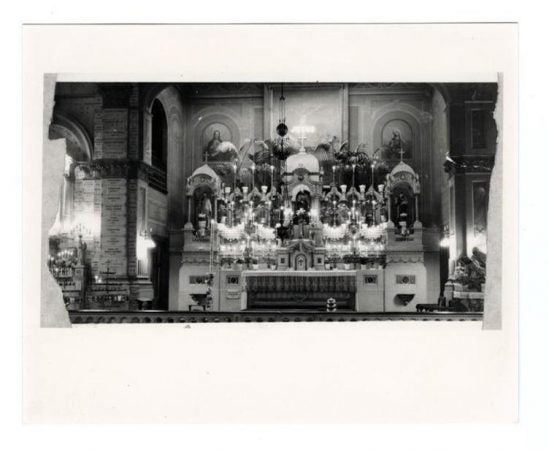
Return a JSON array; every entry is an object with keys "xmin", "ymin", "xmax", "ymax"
[{"xmin": 178, "ymin": 108, "xmax": 428, "ymax": 312}]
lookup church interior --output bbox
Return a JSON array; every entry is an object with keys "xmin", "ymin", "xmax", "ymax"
[{"xmin": 46, "ymin": 82, "xmax": 497, "ymax": 320}]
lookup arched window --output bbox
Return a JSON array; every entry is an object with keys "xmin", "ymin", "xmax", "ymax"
[{"xmin": 151, "ymin": 99, "xmax": 168, "ymax": 169}]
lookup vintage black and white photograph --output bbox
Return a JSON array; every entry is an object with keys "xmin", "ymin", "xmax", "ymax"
[
  {"xmin": 21, "ymin": 23, "xmax": 520, "ymax": 426},
  {"xmin": 45, "ymin": 81, "xmax": 498, "ymax": 324}
]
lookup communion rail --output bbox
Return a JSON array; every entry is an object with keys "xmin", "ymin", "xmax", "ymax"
[{"xmin": 69, "ymin": 310, "xmax": 482, "ymax": 324}]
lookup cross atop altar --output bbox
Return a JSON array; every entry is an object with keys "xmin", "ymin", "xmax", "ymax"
[{"xmin": 291, "ymin": 125, "xmax": 315, "ymax": 150}]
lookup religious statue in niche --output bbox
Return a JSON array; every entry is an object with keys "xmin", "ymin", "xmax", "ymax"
[
  {"xmin": 395, "ymin": 193, "xmax": 409, "ymax": 222},
  {"xmin": 381, "ymin": 119, "xmax": 413, "ymax": 160},
  {"xmin": 199, "ymin": 192, "xmax": 213, "ymax": 218},
  {"xmin": 392, "ymin": 189, "xmax": 414, "ymax": 233},
  {"xmin": 202, "ymin": 127, "xmax": 238, "ymax": 162},
  {"xmin": 295, "ymin": 191, "xmax": 311, "ymax": 213},
  {"xmin": 193, "ymin": 188, "xmax": 214, "ymax": 235}
]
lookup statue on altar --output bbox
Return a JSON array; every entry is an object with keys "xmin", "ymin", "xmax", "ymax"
[
  {"xmin": 395, "ymin": 193, "xmax": 409, "ymax": 223},
  {"xmin": 295, "ymin": 191, "xmax": 311, "ymax": 213},
  {"xmin": 199, "ymin": 192, "xmax": 212, "ymax": 218},
  {"xmin": 195, "ymin": 192, "xmax": 213, "ymax": 235}
]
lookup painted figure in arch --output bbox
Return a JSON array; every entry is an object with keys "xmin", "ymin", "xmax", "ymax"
[{"xmin": 204, "ymin": 130, "xmax": 222, "ymax": 160}]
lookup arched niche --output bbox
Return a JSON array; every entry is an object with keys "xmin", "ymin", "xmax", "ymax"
[
  {"xmin": 192, "ymin": 185, "xmax": 215, "ymax": 230},
  {"xmin": 294, "ymin": 253, "xmax": 308, "ymax": 271},
  {"xmin": 191, "ymin": 111, "xmax": 241, "ymax": 163},
  {"xmin": 385, "ymin": 161, "xmax": 422, "ymax": 230},
  {"xmin": 185, "ymin": 164, "xmax": 222, "ymax": 229},
  {"xmin": 290, "ymin": 183, "xmax": 311, "ymax": 202},
  {"xmin": 372, "ymin": 110, "xmax": 421, "ymax": 164},
  {"xmin": 390, "ymin": 182, "xmax": 416, "ymax": 229}
]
